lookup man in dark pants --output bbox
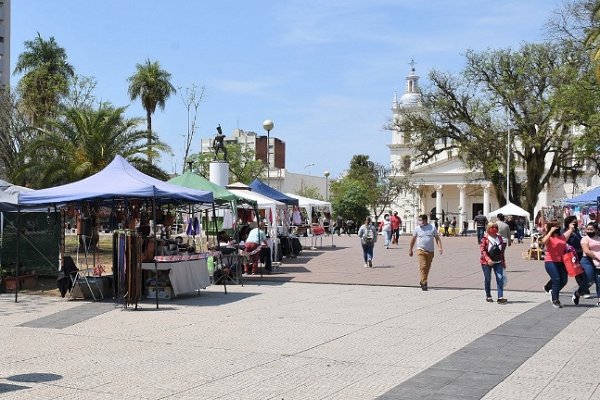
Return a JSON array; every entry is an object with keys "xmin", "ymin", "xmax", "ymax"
[{"xmin": 473, "ymin": 210, "xmax": 488, "ymax": 244}]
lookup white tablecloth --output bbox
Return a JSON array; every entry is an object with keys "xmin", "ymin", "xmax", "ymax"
[{"xmin": 142, "ymin": 259, "xmax": 210, "ymax": 296}]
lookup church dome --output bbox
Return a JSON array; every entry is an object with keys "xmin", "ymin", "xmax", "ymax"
[
  {"xmin": 400, "ymin": 92, "xmax": 421, "ymax": 107},
  {"xmin": 398, "ymin": 62, "xmax": 421, "ymax": 108}
]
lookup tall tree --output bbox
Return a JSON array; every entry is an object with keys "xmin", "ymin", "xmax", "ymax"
[
  {"xmin": 179, "ymin": 84, "xmax": 205, "ymax": 173},
  {"xmin": 127, "ymin": 59, "xmax": 176, "ymax": 164},
  {"xmin": 394, "ymin": 41, "xmax": 600, "ymax": 214},
  {"xmin": 14, "ymin": 33, "xmax": 74, "ymax": 124},
  {"xmin": 26, "ymin": 103, "xmax": 171, "ymax": 187},
  {"xmin": 345, "ymin": 154, "xmax": 408, "ymax": 220}
]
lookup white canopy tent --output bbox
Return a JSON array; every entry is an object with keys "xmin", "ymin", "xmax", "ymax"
[
  {"xmin": 227, "ymin": 186, "xmax": 285, "ymax": 237},
  {"xmin": 488, "ymin": 203, "xmax": 531, "ymax": 218},
  {"xmin": 285, "ymin": 193, "xmax": 332, "ymax": 218}
]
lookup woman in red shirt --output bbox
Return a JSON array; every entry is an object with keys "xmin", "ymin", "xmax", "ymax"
[{"xmin": 542, "ymin": 221, "xmax": 574, "ymax": 308}]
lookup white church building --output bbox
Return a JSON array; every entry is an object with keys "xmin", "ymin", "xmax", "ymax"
[{"xmin": 388, "ymin": 63, "xmax": 599, "ymax": 232}]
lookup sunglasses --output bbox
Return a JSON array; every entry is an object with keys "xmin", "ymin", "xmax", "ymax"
[{"xmin": 490, "ymin": 226, "xmax": 499, "ymax": 230}]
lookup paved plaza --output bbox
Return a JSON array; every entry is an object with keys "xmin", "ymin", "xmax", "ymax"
[{"xmin": 2, "ymin": 234, "xmax": 600, "ymax": 399}]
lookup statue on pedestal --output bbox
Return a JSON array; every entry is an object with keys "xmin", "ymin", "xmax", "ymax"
[{"xmin": 213, "ymin": 124, "xmax": 227, "ymax": 161}]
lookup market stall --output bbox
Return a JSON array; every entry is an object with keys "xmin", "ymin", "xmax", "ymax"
[{"xmin": 14, "ymin": 155, "xmax": 214, "ymax": 307}]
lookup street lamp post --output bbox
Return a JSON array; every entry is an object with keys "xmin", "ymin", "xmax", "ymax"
[
  {"xmin": 324, "ymin": 171, "xmax": 330, "ymax": 201},
  {"xmin": 262, "ymin": 119, "xmax": 274, "ymax": 185},
  {"xmin": 506, "ymin": 109, "xmax": 510, "ymax": 204}
]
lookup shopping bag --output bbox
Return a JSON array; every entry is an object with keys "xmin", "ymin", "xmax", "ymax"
[{"xmin": 563, "ymin": 249, "xmax": 584, "ymax": 277}]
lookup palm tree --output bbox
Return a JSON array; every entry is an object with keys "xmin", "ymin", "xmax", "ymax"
[
  {"xmin": 14, "ymin": 33, "xmax": 75, "ymax": 124},
  {"xmin": 26, "ymin": 103, "xmax": 172, "ymax": 187},
  {"xmin": 127, "ymin": 59, "xmax": 176, "ymax": 164}
]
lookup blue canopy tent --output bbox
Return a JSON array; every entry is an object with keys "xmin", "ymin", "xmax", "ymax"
[
  {"xmin": 563, "ymin": 186, "xmax": 600, "ymax": 206},
  {"xmin": 19, "ymin": 155, "xmax": 213, "ymax": 206},
  {"xmin": 248, "ymin": 179, "xmax": 299, "ymax": 206},
  {"xmin": 13, "ymin": 155, "xmax": 214, "ymax": 306}
]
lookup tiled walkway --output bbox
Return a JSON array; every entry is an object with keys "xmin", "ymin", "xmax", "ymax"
[{"xmin": 1, "ymin": 234, "xmax": 598, "ymax": 399}]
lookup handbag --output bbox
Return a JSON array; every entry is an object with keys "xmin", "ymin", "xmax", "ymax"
[{"xmin": 563, "ymin": 246, "xmax": 584, "ymax": 277}]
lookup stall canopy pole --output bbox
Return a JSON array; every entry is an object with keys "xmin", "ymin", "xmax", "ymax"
[
  {"xmin": 14, "ymin": 208, "xmax": 21, "ymax": 303},
  {"xmin": 152, "ymin": 197, "xmax": 159, "ymax": 309}
]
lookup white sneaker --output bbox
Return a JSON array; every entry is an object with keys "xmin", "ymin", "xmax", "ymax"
[{"xmin": 364, "ymin": 263, "xmax": 368, "ymax": 268}]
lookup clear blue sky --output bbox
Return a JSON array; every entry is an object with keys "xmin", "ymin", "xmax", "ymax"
[{"xmin": 12, "ymin": 0, "xmax": 562, "ymax": 179}]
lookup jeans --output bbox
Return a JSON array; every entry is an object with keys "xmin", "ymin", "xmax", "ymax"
[
  {"xmin": 516, "ymin": 227, "xmax": 524, "ymax": 243},
  {"xmin": 383, "ymin": 230, "xmax": 392, "ymax": 247},
  {"xmin": 544, "ymin": 261, "xmax": 568, "ymax": 302},
  {"xmin": 580, "ymin": 256, "xmax": 598, "ymax": 297},
  {"xmin": 477, "ymin": 227, "xmax": 485, "ymax": 244},
  {"xmin": 481, "ymin": 263, "xmax": 504, "ymax": 298},
  {"xmin": 361, "ymin": 243, "xmax": 374, "ymax": 263}
]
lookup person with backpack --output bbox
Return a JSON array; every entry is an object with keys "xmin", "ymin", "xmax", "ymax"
[
  {"xmin": 358, "ymin": 217, "xmax": 378, "ymax": 268},
  {"xmin": 480, "ymin": 222, "xmax": 507, "ymax": 304}
]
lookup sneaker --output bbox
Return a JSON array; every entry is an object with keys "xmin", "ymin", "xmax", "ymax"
[
  {"xmin": 552, "ymin": 300, "xmax": 563, "ymax": 308},
  {"xmin": 497, "ymin": 298, "xmax": 508, "ymax": 304},
  {"xmin": 583, "ymin": 293, "xmax": 593, "ymax": 299},
  {"xmin": 364, "ymin": 263, "xmax": 368, "ymax": 268},
  {"xmin": 486, "ymin": 297, "xmax": 494, "ymax": 303},
  {"xmin": 544, "ymin": 286, "xmax": 551, "ymax": 294},
  {"xmin": 572, "ymin": 291, "xmax": 580, "ymax": 306},
  {"xmin": 368, "ymin": 259, "xmax": 373, "ymax": 268},
  {"xmin": 596, "ymin": 302, "xmax": 600, "ymax": 307}
]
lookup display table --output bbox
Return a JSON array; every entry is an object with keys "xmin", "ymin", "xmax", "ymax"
[{"xmin": 142, "ymin": 258, "xmax": 210, "ymax": 296}]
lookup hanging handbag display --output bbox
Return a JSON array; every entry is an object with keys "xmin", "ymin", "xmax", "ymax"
[{"xmin": 563, "ymin": 246, "xmax": 584, "ymax": 277}]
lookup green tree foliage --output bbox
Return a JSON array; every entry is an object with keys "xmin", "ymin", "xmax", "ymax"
[
  {"xmin": 0, "ymin": 90, "xmax": 36, "ymax": 185},
  {"xmin": 343, "ymin": 154, "xmax": 409, "ymax": 221},
  {"xmin": 14, "ymin": 33, "xmax": 75, "ymax": 125},
  {"xmin": 330, "ymin": 178, "xmax": 370, "ymax": 225},
  {"xmin": 297, "ymin": 184, "xmax": 323, "ymax": 200},
  {"xmin": 127, "ymin": 59, "xmax": 176, "ymax": 164},
  {"xmin": 25, "ymin": 103, "xmax": 171, "ymax": 187},
  {"xmin": 394, "ymin": 41, "xmax": 600, "ymax": 214}
]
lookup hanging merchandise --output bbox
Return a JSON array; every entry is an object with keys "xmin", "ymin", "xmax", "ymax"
[
  {"xmin": 222, "ymin": 209, "xmax": 234, "ymax": 229},
  {"xmin": 292, "ymin": 206, "xmax": 303, "ymax": 225}
]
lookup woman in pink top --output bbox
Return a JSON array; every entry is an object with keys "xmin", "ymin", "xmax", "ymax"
[
  {"xmin": 581, "ymin": 222, "xmax": 600, "ymax": 307},
  {"xmin": 541, "ymin": 221, "xmax": 574, "ymax": 308}
]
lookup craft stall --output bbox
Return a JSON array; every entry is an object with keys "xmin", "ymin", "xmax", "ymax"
[{"xmin": 13, "ymin": 155, "xmax": 214, "ymax": 308}]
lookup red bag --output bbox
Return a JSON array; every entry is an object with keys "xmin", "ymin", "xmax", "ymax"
[{"xmin": 563, "ymin": 249, "xmax": 584, "ymax": 277}]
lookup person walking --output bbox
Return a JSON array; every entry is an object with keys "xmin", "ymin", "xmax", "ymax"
[
  {"xmin": 542, "ymin": 221, "xmax": 574, "ymax": 308},
  {"xmin": 543, "ymin": 216, "xmax": 589, "ymax": 303},
  {"xmin": 442, "ymin": 218, "xmax": 451, "ymax": 237},
  {"xmin": 480, "ymin": 222, "xmax": 507, "ymax": 303},
  {"xmin": 379, "ymin": 214, "xmax": 392, "ymax": 249},
  {"xmin": 408, "ymin": 214, "xmax": 443, "ymax": 291},
  {"xmin": 515, "ymin": 217, "xmax": 525, "ymax": 243},
  {"xmin": 474, "ymin": 210, "xmax": 488, "ymax": 244},
  {"xmin": 391, "ymin": 211, "xmax": 402, "ymax": 245},
  {"xmin": 496, "ymin": 213, "xmax": 511, "ymax": 247},
  {"xmin": 581, "ymin": 222, "xmax": 600, "ymax": 307},
  {"xmin": 358, "ymin": 217, "xmax": 378, "ymax": 268}
]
